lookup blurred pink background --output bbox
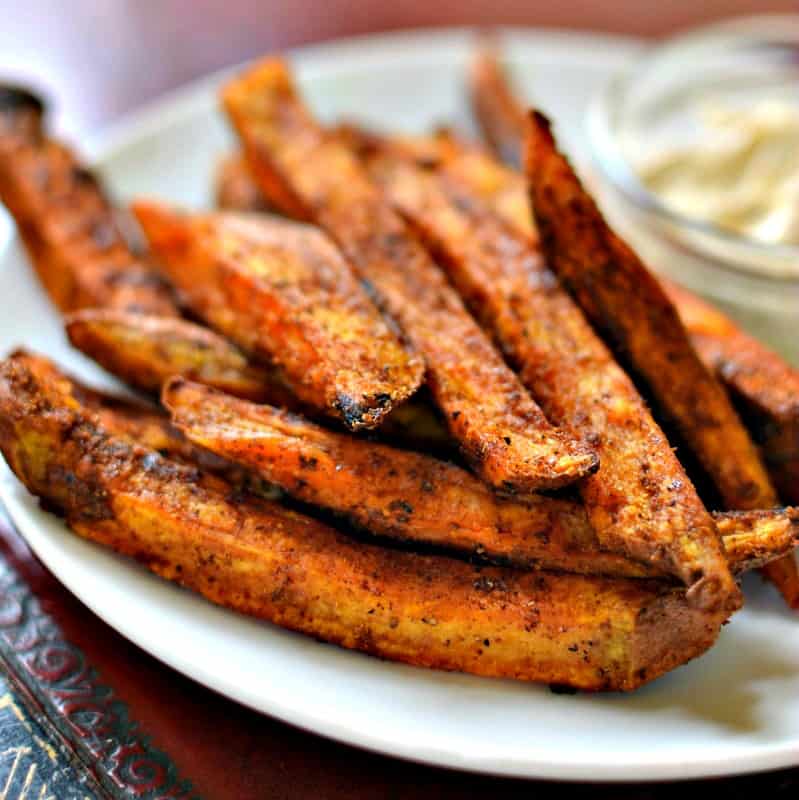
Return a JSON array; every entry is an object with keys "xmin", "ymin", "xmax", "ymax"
[{"xmin": 0, "ymin": 0, "xmax": 794, "ymax": 136}]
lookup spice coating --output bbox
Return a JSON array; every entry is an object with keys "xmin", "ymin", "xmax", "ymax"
[
  {"xmin": 0, "ymin": 355, "xmax": 733, "ymax": 691},
  {"xmin": 221, "ymin": 58, "xmax": 599, "ymax": 493}
]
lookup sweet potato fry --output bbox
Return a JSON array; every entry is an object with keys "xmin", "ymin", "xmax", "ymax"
[
  {"xmin": 0, "ymin": 356, "xmax": 735, "ymax": 691},
  {"xmin": 366, "ymin": 148, "xmax": 739, "ymax": 610},
  {"xmin": 468, "ymin": 40, "xmax": 527, "ymax": 169},
  {"xmin": 216, "ymin": 153, "xmax": 271, "ymax": 212},
  {"xmin": 163, "ymin": 379, "xmax": 797, "ymax": 580},
  {"xmin": 525, "ymin": 112, "xmax": 777, "ymax": 510},
  {"xmin": 221, "ymin": 58, "xmax": 598, "ymax": 492},
  {"xmin": 663, "ymin": 280, "xmax": 799, "ymax": 506},
  {"xmin": 134, "ymin": 202, "xmax": 424, "ymax": 430},
  {"xmin": 455, "ymin": 74, "xmax": 799, "ymax": 607},
  {"xmin": 525, "ymin": 113, "xmax": 799, "ymax": 607},
  {"xmin": 663, "ymin": 283, "xmax": 799, "ymax": 607},
  {"xmin": 6, "ymin": 349, "xmax": 256, "ymax": 486},
  {"xmin": 0, "ymin": 85, "xmax": 176, "ymax": 316},
  {"xmin": 66, "ymin": 308, "xmax": 281, "ymax": 403}
]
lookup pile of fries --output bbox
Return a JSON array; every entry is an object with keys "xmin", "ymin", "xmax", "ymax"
[{"xmin": 0, "ymin": 46, "xmax": 797, "ymax": 692}]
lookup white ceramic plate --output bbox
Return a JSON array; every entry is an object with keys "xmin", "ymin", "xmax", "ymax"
[{"xmin": 1, "ymin": 28, "xmax": 798, "ymax": 782}]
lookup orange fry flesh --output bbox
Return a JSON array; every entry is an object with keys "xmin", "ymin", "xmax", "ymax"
[
  {"xmin": 66, "ymin": 308, "xmax": 280, "ymax": 403},
  {"xmin": 0, "ymin": 355, "xmax": 736, "ymax": 692},
  {"xmin": 0, "ymin": 87, "xmax": 176, "ymax": 316},
  {"xmin": 366, "ymin": 148, "xmax": 740, "ymax": 610},
  {"xmin": 134, "ymin": 201, "xmax": 424, "ymax": 430},
  {"xmin": 164, "ymin": 378, "xmax": 797, "ymax": 580},
  {"xmin": 221, "ymin": 58, "xmax": 598, "ymax": 492}
]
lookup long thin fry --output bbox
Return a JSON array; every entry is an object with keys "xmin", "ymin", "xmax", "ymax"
[
  {"xmin": 663, "ymin": 280, "xmax": 799, "ymax": 505},
  {"xmin": 366, "ymin": 147, "xmax": 738, "ymax": 610},
  {"xmin": 221, "ymin": 58, "xmax": 598, "ymax": 493},
  {"xmin": 0, "ymin": 85, "xmax": 176, "ymax": 316},
  {"xmin": 0, "ymin": 355, "xmax": 734, "ymax": 691},
  {"xmin": 164, "ymin": 378, "xmax": 797, "ymax": 580},
  {"xmin": 525, "ymin": 113, "xmax": 799, "ymax": 606},
  {"xmin": 134, "ymin": 202, "xmax": 424, "ymax": 430},
  {"xmin": 526, "ymin": 113, "xmax": 776, "ymax": 507},
  {"xmin": 468, "ymin": 40, "xmax": 527, "ymax": 169},
  {"xmin": 462, "ymin": 54, "xmax": 799, "ymax": 606}
]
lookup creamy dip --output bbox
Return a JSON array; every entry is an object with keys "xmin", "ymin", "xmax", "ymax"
[{"xmin": 639, "ymin": 101, "xmax": 799, "ymax": 247}]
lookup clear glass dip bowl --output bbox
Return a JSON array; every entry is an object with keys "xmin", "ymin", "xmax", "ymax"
[{"xmin": 587, "ymin": 15, "xmax": 799, "ymax": 363}]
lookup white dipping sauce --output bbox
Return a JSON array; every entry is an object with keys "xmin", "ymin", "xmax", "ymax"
[{"xmin": 639, "ymin": 101, "xmax": 799, "ymax": 249}]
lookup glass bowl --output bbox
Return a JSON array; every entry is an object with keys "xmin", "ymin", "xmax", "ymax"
[{"xmin": 587, "ymin": 15, "xmax": 799, "ymax": 363}]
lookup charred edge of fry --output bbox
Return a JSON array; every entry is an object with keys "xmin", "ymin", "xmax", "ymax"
[
  {"xmin": 0, "ymin": 356, "xmax": 733, "ymax": 691},
  {"xmin": 132, "ymin": 201, "xmax": 425, "ymax": 431}
]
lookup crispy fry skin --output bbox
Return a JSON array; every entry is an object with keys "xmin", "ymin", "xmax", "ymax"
[
  {"xmin": 663, "ymin": 280, "xmax": 799, "ymax": 505},
  {"xmin": 525, "ymin": 112, "xmax": 776, "ymax": 510},
  {"xmin": 468, "ymin": 42, "xmax": 527, "ymax": 169},
  {"xmin": 439, "ymin": 90, "xmax": 799, "ymax": 606},
  {"xmin": 216, "ymin": 154, "xmax": 272, "ymax": 212},
  {"xmin": 222, "ymin": 58, "xmax": 599, "ymax": 492},
  {"xmin": 7, "ymin": 349, "xmax": 252, "ymax": 484},
  {"xmin": 0, "ymin": 357, "xmax": 735, "ymax": 691},
  {"xmin": 0, "ymin": 88, "xmax": 176, "ymax": 316},
  {"xmin": 365, "ymin": 149, "xmax": 739, "ymax": 610},
  {"xmin": 13, "ymin": 351, "xmax": 286, "ymax": 502},
  {"xmin": 163, "ymin": 379, "xmax": 797, "ymax": 580},
  {"xmin": 65, "ymin": 308, "xmax": 281, "ymax": 403},
  {"xmin": 663, "ymin": 282, "xmax": 799, "ymax": 608},
  {"xmin": 134, "ymin": 202, "xmax": 424, "ymax": 430},
  {"xmin": 525, "ymin": 113, "xmax": 799, "ymax": 607},
  {"xmin": 64, "ymin": 305, "xmax": 450, "ymax": 451}
]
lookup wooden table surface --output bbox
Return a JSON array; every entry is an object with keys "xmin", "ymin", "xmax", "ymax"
[{"xmin": 0, "ymin": 2, "xmax": 797, "ymax": 796}]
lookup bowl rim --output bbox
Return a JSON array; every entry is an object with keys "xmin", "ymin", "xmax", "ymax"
[{"xmin": 586, "ymin": 13, "xmax": 799, "ymax": 283}]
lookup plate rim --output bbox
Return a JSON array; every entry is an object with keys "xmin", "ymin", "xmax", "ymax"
[{"xmin": 3, "ymin": 26, "xmax": 799, "ymax": 782}]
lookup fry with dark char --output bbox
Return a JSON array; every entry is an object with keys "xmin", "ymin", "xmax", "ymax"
[
  {"xmin": 66, "ymin": 308, "xmax": 282, "ymax": 403},
  {"xmin": 663, "ymin": 280, "xmax": 799, "ymax": 506},
  {"xmin": 64, "ymin": 307, "xmax": 452, "ymax": 452},
  {"xmin": 0, "ymin": 85, "xmax": 176, "ymax": 316},
  {"xmin": 525, "ymin": 112, "xmax": 799, "ymax": 606},
  {"xmin": 0, "ymin": 356, "xmax": 736, "ymax": 691},
  {"xmin": 222, "ymin": 58, "xmax": 599, "ymax": 492},
  {"xmin": 468, "ymin": 40, "xmax": 527, "ymax": 169},
  {"xmin": 164, "ymin": 378, "xmax": 798, "ymax": 580},
  {"xmin": 365, "ymin": 148, "xmax": 739, "ymax": 610},
  {"xmin": 134, "ymin": 202, "xmax": 424, "ymax": 431},
  {"xmin": 526, "ymin": 112, "xmax": 776, "ymax": 509}
]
